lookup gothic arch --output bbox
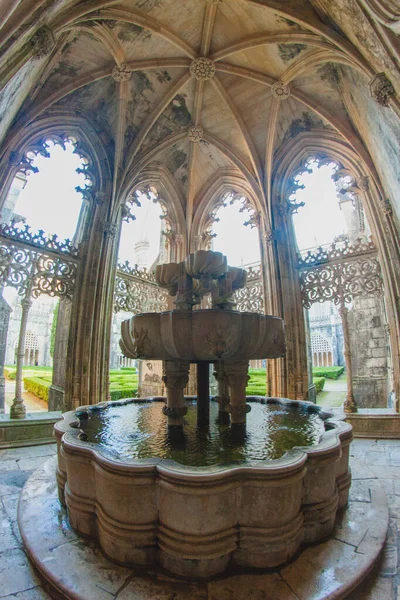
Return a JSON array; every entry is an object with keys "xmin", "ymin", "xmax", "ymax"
[
  {"xmin": 119, "ymin": 165, "xmax": 188, "ymax": 262},
  {"xmin": 271, "ymin": 129, "xmax": 400, "ymax": 404},
  {"xmin": 190, "ymin": 170, "xmax": 265, "ymax": 254},
  {"xmin": 0, "ymin": 112, "xmax": 113, "ymax": 220}
]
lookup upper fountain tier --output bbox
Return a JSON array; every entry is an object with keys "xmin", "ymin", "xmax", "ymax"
[{"xmin": 120, "ymin": 250, "xmax": 285, "ymax": 362}]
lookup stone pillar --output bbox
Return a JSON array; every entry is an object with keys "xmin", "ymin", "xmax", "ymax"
[
  {"xmin": 339, "ymin": 301, "xmax": 358, "ymax": 414},
  {"xmin": 0, "ymin": 296, "xmax": 11, "ymax": 413},
  {"xmin": 162, "ymin": 360, "xmax": 189, "ymax": 427},
  {"xmin": 213, "ymin": 361, "xmax": 230, "ymax": 422},
  {"xmin": 224, "ymin": 361, "xmax": 251, "ymax": 425},
  {"xmin": 196, "ymin": 362, "xmax": 209, "ymax": 424},
  {"xmin": 10, "ymin": 296, "xmax": 32, "ymax": 419},
  {"xmin": 48, "ymin": 299, "xmax": 72, "ymax": 411}
]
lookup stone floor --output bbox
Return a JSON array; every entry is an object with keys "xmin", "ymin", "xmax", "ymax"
[{"xmin": 0, "ymin": 438, "xmax": 399, "ymax": 600}]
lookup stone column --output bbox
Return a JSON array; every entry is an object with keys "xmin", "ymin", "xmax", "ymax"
[
  {"xmin": 48, "ymin": 299, "xmax": 72, "ymax": 411},
  {"xmin": 162, "ymin": 360, "xmax": 189, "ymax": 427},
  {"xmin": 10, "ymin": 296, "xmax": 32, "ymax": 419},
  {"xmin": 0, "ymin": 296, "xmax": 11, "ymax": 413},
  {"xmin": 224, "ymin": 361, "xmax": 251, "ymax": 425},
  {"xmin": 339, "ymin": 301, "xmax": 358, "ymax": 413},
  {"xmin": 196, "ymin": 362, "xmax": 209, "ymax": 424},
  {"xmin": 213, "ymin": 361, "xmax": 230, "ymax": 422}
]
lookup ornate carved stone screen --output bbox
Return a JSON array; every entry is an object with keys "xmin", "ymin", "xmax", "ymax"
[
  {"xmin": 0, "ymin": 223, "xmax": 79, "ymax": 418},
  {"xmin": 296, "ymin": 237, "xmax": 384, "ymax": 413}
]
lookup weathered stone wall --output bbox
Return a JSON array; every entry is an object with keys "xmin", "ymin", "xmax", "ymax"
[{"xmin": 348, "ymin": 295, "xmax": 390, "ymax": 407}]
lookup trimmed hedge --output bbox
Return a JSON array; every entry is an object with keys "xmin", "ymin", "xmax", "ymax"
[
  {"xmin": 110, "ymin": 388, "xmax": 138, "ymax": 401},
  {"xmin": 246, "ymin": 369, "xmax": 267, "ymax": 396},
  {"xmin": 313, "ymin": 376, "xmax": 326, "ymax": 394},
  {"xmin": 23, "ymin": 376, "xmax": 51, "ymax": 402},
  {"xmin": 312, "ymin": 366, "xmax": 344, "ymax": 380}
]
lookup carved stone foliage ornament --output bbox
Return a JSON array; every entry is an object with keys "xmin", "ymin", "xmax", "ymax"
[
  {"xmin": 111, "ymin": 63, "xmax": 132, "ymax": 82},
  {"xmin": 297, "ymin": 237, "xmax": 376, "ymax": 268},
  {"xmin": 370, "ymin": 73, "xmax": 395, "ymax": 106},
  {"xmin": 299, "ymin": 258, "xmax": 383, "ymax": 309},
  {"xmin": 190, "ymin": 57, "xmax": 215, "ymax": 81},
  {"xmin": 0, "ymin": 223, "xmax": 78, "ymax": 256},
  {"xmin": 188, "ymin": 126, "xmax": 204, "ymax": 142},
  {"xmin": 30, "ymin": 26, "xmax": 56, "ymax": 59},
  {"xmin": 114, "ymin": 261, "xmax": 168, "ymax": 314},
  {"xmin": 131, "ymin": 328, "xmax": 153, "ymax": 359},
  {"xmin": 271, "ymin": 81, "xmax": 290, "ymax": 100},
  {"xmin": 0, "ymin": 241, "xmax": 77, "ymax": 300}
]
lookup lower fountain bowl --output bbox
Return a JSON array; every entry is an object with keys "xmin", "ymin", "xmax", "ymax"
[{"xmin": 54, "ymin": 398, "xmax": 352, "ymax": 578}]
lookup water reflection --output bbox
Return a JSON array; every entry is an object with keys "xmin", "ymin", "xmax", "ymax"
[{"xmin": 78, "ymin": 400, "xmax": 326, "ymax": 467}]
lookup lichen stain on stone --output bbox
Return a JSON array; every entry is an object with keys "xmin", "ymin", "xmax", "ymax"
[
  {"xmin": 318, "ymin": 63, "xmax": 341, "ymax": 87},
  {"xmin": 278, "ymin": 43, "xmax": 307, "ymax": 63},
  {"xmin": 136, "ymin": 0, "xmax": 165, "ymax": 12},
  {"xmin": 156, "ymin": 71, "xmax": 172, "ymax": 84},
  {"xmin": 117, "ymin": 22, "xmax": 151, "ymax": 43},
  {"xmin": 169, "ymin": 95, "xmax": 191, "ymax": 127},
  {"xmin": 281, "ymin": 111, "xmax": 329, "ymax": 146},
  {"xmin": 52, "ymin": 60, "xmax": 81, "ymax": 78}
]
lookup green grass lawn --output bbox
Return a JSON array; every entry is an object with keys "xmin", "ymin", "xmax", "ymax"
[{"xmin": 6, "ymin": 366, "xmax": 139, "ymax": 401}]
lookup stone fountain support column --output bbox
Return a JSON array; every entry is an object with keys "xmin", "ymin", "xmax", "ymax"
[
  {"xmin": 214, "ymin": 361, "xmax": 230, "ymax": 422},
  {"xmin": 196, "ymin": 362, "xmax": 210, "ymax": 424},
  {"xmin": 162, "ymin": 360, "xmax": 189, "ymax": 427},
  {"xmin": 225, "ymin": 361, "xmax": 251, "ymax": 425}
]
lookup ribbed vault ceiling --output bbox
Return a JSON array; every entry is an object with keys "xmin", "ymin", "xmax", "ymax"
[{"xmin": 0, "ymin": 0, "xmax": 382, "ymax": 218}]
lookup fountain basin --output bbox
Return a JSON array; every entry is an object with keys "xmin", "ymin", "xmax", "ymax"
[
  {"xmin": 120, "ymin": 309, "xmax": 285, "ymax": 361},
  {"xmin": 54, "ymin": 398, "xmax": 352, "ymax": 578}
]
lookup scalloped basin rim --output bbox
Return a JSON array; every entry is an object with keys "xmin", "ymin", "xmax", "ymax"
[
  {"xmin": 55, "ymin": 397, "xmax": 351, "ymax": 475},
  {"xmin": 55, "ymin": 396, "xmax": 353, "ymax": 577}
]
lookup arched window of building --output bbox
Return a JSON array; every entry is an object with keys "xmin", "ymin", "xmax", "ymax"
[
  {"xmin": 311, "ymin": 332, "xmax": 333, "ymax": 367},
  {"xmin": 289, "ymin": 157, "xmax": 389, "ymax": 409},
  {"xmin": 14, "ymin": 331, "xmax": 40, "ymax": 367}
]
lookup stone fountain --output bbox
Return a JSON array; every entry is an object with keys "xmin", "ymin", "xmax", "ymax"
[
  {"xmin": 120, "ymin": 250, "xmax": 285, "ymax": 427},
  {"xmin": 53, "ymin": 250, "xmax": 353, "ymax": 578}
]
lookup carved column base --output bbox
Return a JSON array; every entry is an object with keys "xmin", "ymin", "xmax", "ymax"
[
  {"xmin": 343, "ymin": 394, "xmax": 358, "ymax": 414},
  {"xmin": 162, "ymin": 406, "xmax": 188, "ymax": 419},
  {"xmin": 228, "ymin": 402, "xmax": 251, "ymax": 424},
  {"xmin": 224, "ymin": 361, "xmax": 250, "ymax": 425},
  {"xmin": 162, "ymin": 360, "xmax": 190, "ymax": 427},
  {"xmin": 10, "ymin": 397, "xmax": 27, "ymax": 419}
]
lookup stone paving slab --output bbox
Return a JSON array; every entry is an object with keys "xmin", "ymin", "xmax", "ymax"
[{"xmin": 17, "ymin": 454, "xmax": 388, "ymax": 600}]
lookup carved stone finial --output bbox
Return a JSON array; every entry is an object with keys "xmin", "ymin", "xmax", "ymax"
[
  {"xmin": 112, "ymin": 63, "xmax": 132, "ymax": 82},
  {"xmin": 370, "ymin": 73, "xmax": 395, "ymax": 106},
  {"xmin": 356, "ymin": 176, "xmax": 369, "ymax": 192},
  {"xmin": 188, "ymin": 125, "xmax": 204, "ymax": 142},
  {"xmin": 30, "ymin": 26, "xmax": 56, "ymax": 59},
  {"xmin": 271, "ymin": 81, "xmax": 290, "ymax": 100},
  {"xmin": 190, "ymin": 57, "xmax": 215, "ymax": 81}
]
